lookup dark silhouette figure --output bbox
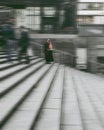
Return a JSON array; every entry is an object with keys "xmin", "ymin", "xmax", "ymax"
[
  {"xmin": 62, "ymin": 4, "xmax": 75, "ymax": 31},
  {"xmin": 18, "ymin": 26, "xmax": 30, "ymax": 64},
  {"xmin": 44, "ymin": 41, "xmax": 53, "ymax": 64},
  {"xmin": 0, "ymin": 26, "xmax": 6, "ymax": 48},
  {"xmin": 1, "ymin": 21, "xmax": 15, "ymax": 62}
]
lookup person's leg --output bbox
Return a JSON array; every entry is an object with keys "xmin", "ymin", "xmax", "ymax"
[
  {"xmin": 46, "ymin": 51, "xmax": 51, "ymax": 64},
  {"xmin": 23, "ymin": 48, "xmax": 30, "ymax": 64},
  {"xmin": 7, "ymin": 40, "xmax": 12, "ymax": 62},
  {"xmin": 25, "ymin": 54, "xmax": 30, "ymax": 63},
  {"xmin": 49, "ymin": 50, "xmax": 54, "ymax": 62},
  {"xmin": 18, "ymin": 49, "xmax": 23, "ymax": 62}
]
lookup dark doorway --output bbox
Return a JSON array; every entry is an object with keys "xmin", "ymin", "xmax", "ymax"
[{"xmin": 41, "ymin": 17, "xmax": 57, "ymax": 33}]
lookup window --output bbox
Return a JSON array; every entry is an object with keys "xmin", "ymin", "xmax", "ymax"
[
  {"xmin": 78, "ymin": 3, "xmax": 104, "ymax": 10},
  {"xmin": 43, "ymin": 7, "xmax": 56, "ymax": 16},
  {"xmin": 26, "ymin": 7, "xmax": 41, "ymax": 31}
]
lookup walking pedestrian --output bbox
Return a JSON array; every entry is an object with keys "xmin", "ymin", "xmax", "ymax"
[
  {"xmin": 0, "ymin": 25, "xmax": 6, "ymax": 49},
  {"xmin": 18, "ymin": 26, "xmax": 30, "ymax": 64},
  {"xmin": 1, "ymin": 20, "xmax": 15, "ymax": 62}
]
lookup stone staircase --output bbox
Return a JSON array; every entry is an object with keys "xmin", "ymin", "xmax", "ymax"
[{"xmin": 0, "ymin": 49, "xmax": 104, "ymax": 130}]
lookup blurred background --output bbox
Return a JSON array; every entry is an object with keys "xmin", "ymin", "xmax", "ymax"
[
  {"xmin": 0, "ymin": 0, "xmax": 104, "ymax": 75},
  {"xmin": 0, "ymin": 0, "xmax": 104, "ymax": 34}
]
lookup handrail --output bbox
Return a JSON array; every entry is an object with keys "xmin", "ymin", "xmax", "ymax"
[
  {"xmin": 31, "ymin": 41, "xmax": 75, "ymax": 57},
  {"xmin": 31, "ymin": 41, "xmax": 104, "ymax": 74}
]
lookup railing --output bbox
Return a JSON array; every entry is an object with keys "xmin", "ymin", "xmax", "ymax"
[
  {"xmin": 31, "ymin": 41, "xmax": 76, "ymax": 67},
  {"xmin": 31, "ymin": 41, "xmax": 104, "ymax": 75}
]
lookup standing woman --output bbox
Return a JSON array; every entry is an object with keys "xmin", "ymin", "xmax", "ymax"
[{"xmin": 44, "ymin": 39, "xmax": 54, "ymax": 64}]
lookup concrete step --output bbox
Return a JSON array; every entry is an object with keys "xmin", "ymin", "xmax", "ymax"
[
  {"xmin": 0, "ymin": 58, "xmax": 43, "ymax": 81},
  {"xmin": 0, "ymin": 54, "xmax": 17, "ymax": 59},
  {"xmin": 0, "ymin": 63, "xmax": 54, "ymax": 128},
  {"xmin": 0, "ymin": 57, "xmax": 18, "ymax": 64},
  {"xmin": 33, "ymin": 65, "xmax": 64, "ymax": 130},
  {"xmin": 0, "ymin": 56, "xmax": 38, "ymax": 71},
  {"xmin": 0, "ymin": 61, "xmax": 45, "ymax": 97},
  {"xmin": 1, "ymin": 64, "xmax": 59, "ymax": 130},
  {"xmin": 0, "ymin": 53, "xmax": 32, "ymax": 59},
  {"xmin": 61, "ymin": 67, "xmax": 83, "ymax": 130},
  {"xmin": 0, "ymin": 50, "xmax": 33, "ymax": 64},
  {"xmin": 0, "ymin": 48, "xmax": 104, "ymax": 130},
  {"xmin": 77, "ymin": 71, "xmax": 104, "ymax": 127},
  {"xmin": 0, "ymin": 51, "xmax": 7, "ymax": 55},
  {"xmin": 71, "ymin": 69, "xmax": 104, "ymax": 130}
]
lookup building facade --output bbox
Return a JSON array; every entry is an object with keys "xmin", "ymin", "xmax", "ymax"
[
  {"xmin": 77, "ymin": 0, "xmax": 104, "ymax": 74},
  {"xmin": 0, "ymin": 0, "xmax": 77, "ymax": 33},
  {"xmin": 77, "ymin": 0, "xmax": 104, "ymax": 24},
  {"xmin": 77, "ymin": 0, "xmax": 104, "ymax": 36}
]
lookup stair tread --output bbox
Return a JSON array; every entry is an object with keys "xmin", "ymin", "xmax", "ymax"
[
  {"xmin": 0, "ymin": 64, "xmax": 58, "ymax": 130},
  {"xmin": 0, "ymin": 56, "xmax": 38, "ymax": 70},
  {"xmin": 0, "ymin": 62, "xmax": 44, "ymax": 94},
  {"xmin": 0, "ymin": 59, "xmax": 42, "ymax": 78},
  {"xmin": 70, "ymin": 69, "xmax": 104, "ymax": 130},
  {"xmin": 0, "ymin": 48, "xmax": 104, "ymax": 130},
  {"xmin": 0, "ymin": 64, "xmax": 51, "ymax": 124},
  {"xmin": 33, "ymin": 66, "xmax": 64, "ymax": 130},
  {"xmin": 61, "ymin": 67, "xmax": 83, "ymax": 130}
]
